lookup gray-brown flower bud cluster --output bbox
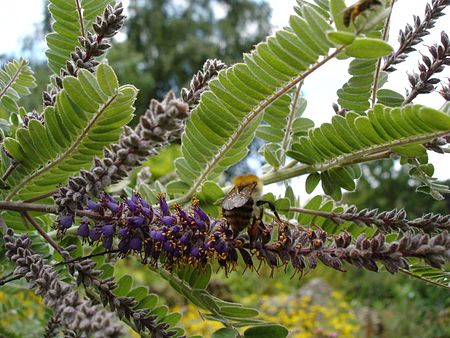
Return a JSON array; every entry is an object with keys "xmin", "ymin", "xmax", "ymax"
[
  {"xmin": 62, "ymin": 248, "xmax": 180, "ymax": 337},
  {"xmin": 44, "ymin": 2, "xmax": 125, "ymax": 106},
  {"xmin": 333, "ymin": 206, "xmax": 450, "ymax": 233},
  {"xmin": 22, "ymin": 110, "xmax": 45, "ymax": 128},
  {"xmin": 407, "ymin": 31, "xmax": 450, "ymax": 99},
  {"xmin": 54, "ymin": 91, "xmax": 189, "ymax": 214},
  {"xmin": 44, "ymin": 315, "xmax": 62, "ymax": 338},
  {"xmin": 180, "ymin": 58, "xmax": 227, "ymax": 106},
  {"xmin": 383, "ymin": 0, "xmax": 450, "ymax": 72},
  {"xmin": 3, "ymin": 229, "xmax": 123, "ymax": 338},
  {"xmin": 440, "ymin": 78, "xmax": 450, "ymax": 101}
]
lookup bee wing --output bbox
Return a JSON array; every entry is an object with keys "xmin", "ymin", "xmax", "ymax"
[{"xmin": 222, "ymin": 183, "xmax": 257, "ymax": 210}]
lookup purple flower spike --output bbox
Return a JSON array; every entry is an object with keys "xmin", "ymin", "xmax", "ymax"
[
  {"xmin": 101, "ymin": 224, "xmax": 115, "ymax": 237},
  {"xmin": 59, "ymin": 215, "xmax": 74, "ymax": 229},
  {"xmin": 129, "ymin": 237, "xmax": 142, "ymax": 251},
  {"xmin": 77, "ymin": 222, "xmax": 90, "ymax": 237}
]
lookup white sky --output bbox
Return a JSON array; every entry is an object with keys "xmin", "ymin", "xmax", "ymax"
[{"xmin": 0, "ymin": 0, "xmax": 449, "ymax": 198}]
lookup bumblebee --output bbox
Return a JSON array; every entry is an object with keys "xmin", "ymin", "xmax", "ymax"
[
  {"xmin": 222, "ymin": 174, "xmax": 280, "ymax": 239},
  {"xmin": 343, "ymin": 0, "xmax": 382, "ymax": 27}
]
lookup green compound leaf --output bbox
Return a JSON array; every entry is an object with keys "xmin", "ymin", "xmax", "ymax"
[
  {"xmin": 176, "ymin": 2, "xmax": 337, "ymax": 199},
  {"xmin": 46, "ymin": 0, "xmax": 113, "ymax": 74},
  {"xmin": 0, "ymin": 58, "xmax": 36, "ymax": 118},
  {"xmin": 0, "ymin": 64, "xmax": 136, "ymax": 229}
]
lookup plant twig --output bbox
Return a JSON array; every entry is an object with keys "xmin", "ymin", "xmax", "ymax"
[
  {"xmin": 279, "ymin": 82, "xmax": 303, "ymax": 167},
  {"xmin": 75, "ymin": 0, "xmax": 86, "ymax": 38},
  {"xmin": 0, "ymin": 201, "xmax": 109, "ymax": 220},
  {"xmin": 22, "ymin": 212, "xmax": 66, "ymax": 257},
  {"xmin": 1, "ymin": 160, "xmax": 19, "ymax": 183},
  {"xmin": 24, "ymin": 189, "xmax": 58, "ymax": 203},
  {"xmin": 372, "ymin": 0, "xmax": 396, "ymax": 106},
  {"xmin": 54, "ymin": 249, "xmax": 119, "ymax": 267}
]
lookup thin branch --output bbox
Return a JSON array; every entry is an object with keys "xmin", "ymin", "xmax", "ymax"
[
  {"xmin": 22, "ymin": 212, "xmax": 66, "ymax": 257},
  {"xmin": 1, "ymin": 159, "xmax": 19, "ymax": 183},
  {"xmin": 75, "ymin": 0, "xmax": 86, "ymax": 38},
  {"xmin": 54, "ymin": 249, "xmax": 119, "ymax": 267},
  {"xmin": 24, "ymin": 189, "xmax": 58, "ymax": 203},
  {"xmin": 0, "ymin": 274, "xmax": 23, "ymax": 286},
  {"xmin": 279, "ymin": 82, "xmax": 303, "ymax": 167},
  {"xmin": 371, "ymin": 0, "xmax": 396, "ymax": 107},
  {"xmin": 0, "ymin": 201, "xmax": 109, "ymax": 220}
]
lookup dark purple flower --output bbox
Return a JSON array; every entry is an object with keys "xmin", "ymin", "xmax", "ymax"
[
  {"xmin": 124, "ymin": 198, "xmax": 137, "ymax": 212},
  {"xmin": 141, "ymin": 197, "xmax": 150, "ymax": 209},
  {"xmin": 193, "ymin": 218, "xmax": 206, "ymax": 231},
  {"xmin": 87, "ymin": 200, "xmax": 101, "ymax": 212},
  {"xmin": 89, "ymin": 228, "xmax": 101, "ymax": 241},
  {"xmin": 191, "ymin": 246, "xmax": 200, "ymax": 257},
  {"xmin": 176, "ymin": 204, "xmax": 190, "ymax": 223},
  {"xmin": 160, "ymin": 215, "xmax": 177, "ymax": 226},
  {"xmin": 180, "ymin": 232, "xmax": 190, "ymax": 245},
  {"xmin": 106, "ymin": 201, "xmax": 120, "ymax": 213},
  {"xmin": 193, "ymin": 202, "xmax": 209, "ymax": 224},
  {"xmin": 118, "ymin": 239, "xmax": 129, "ymax": 253},
  {"xmin": 129, "ymin": 236, "xmax": 142, "ymax": 251},
  {"xmin": 142, "ymin": 206, "xmax": 153, "ymax": 220},
  {"xmin": 59, "ymin": 215, "xmax": 74, "ymax": 229},
  {"xmin": 150, "ymin": 230, "xmax": 166, "ymax": 241},
  {"xmin": 101, "ymin": 224, "xmax": 115, "ymax": 237},
  {"xmin": 158, "ymin": 194, "xmax": 170, "ymax": 216},
  {"xmin": 77, "ymin": 222, "xmax": 90, "ymax": 237},
  {"xmin": 118, "ymin": 227, "xmax": 128, "ymax": 236},
  {"xmin": 103, "ymin": 236, "xmax": 113, "ymax": 249},
  {"xmin": 128, "ymin": 216, "xmax": 145, "ymax": 227}
]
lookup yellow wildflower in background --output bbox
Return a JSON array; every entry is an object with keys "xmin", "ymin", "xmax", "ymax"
[{"xmin": 172, "ymin": 290, "xmax": 360, "ymax": 337}]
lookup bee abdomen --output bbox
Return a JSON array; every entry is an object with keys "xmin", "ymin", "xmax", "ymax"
[{"xmin": 222, "ymin": 200, "xmax": 255, "ymax": 233}]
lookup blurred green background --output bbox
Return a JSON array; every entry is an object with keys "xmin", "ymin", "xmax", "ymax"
[{"xmin": 0, "ymin": 1, "xmax": 449, "ymax": 337}]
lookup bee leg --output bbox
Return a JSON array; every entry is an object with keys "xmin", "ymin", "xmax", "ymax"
[
  {"xmin": 248, "ymin": 217, "xmax": 271, "ymax": 244},
  {"xmin": 256, "ymin": 200, "xmax": 282, "ymax": 223}
]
